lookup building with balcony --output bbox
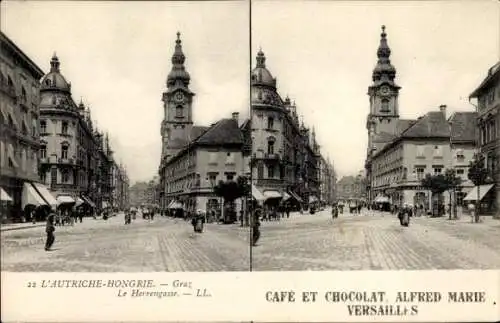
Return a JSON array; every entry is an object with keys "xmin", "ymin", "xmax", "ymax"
[
  {"xmin": 251, "ymin": 49, "xmax": 321, "ymax": 209},
  {"xmin": 38, "ymin": 53, "xmax": 114, "ymax": 211},
  {"xmin": 0, "ymin": 32, "xmax": 45, "ymax": 222},
  {"xmin": 469, "ymin": 62, "xmax": 500, "ymax": 216},
  {"xmin": 319, "ymin": 155, "xmax": 336, "ymax": 204},
  {"xmin": 158, "ymin": 33, "xmax": 250, "ymax": 215},
  {"xmin": 111, "ymin": 162, "xmax": 129, "ymax": 210}
]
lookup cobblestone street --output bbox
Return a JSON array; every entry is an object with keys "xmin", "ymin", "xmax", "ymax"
[
  {"xmin": 252, "ymin": 209, "xmax": 500, "ymax": 270},
  {"xmin": 1, "ymin": 215, "xmax": 250, "ymax": 272}
]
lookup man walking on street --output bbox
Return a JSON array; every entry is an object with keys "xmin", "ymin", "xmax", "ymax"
[{"xmin": 45, "ymin": 213, "xmax": 56, "ymax": 251}]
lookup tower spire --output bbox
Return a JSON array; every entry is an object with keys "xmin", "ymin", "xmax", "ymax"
[
  {"xmin": 372, "ymin": 25, "xmax": 396, "ymax": 82},
  {"xmin": 167, "ymin": 31, "xmax": 191, "ymax": 87},
  {"xmin": 50, "ymin": 52, "xmax": 60, "ymax": 72},
  {"xmin": 256, "ymin": 48, "xmax": 266, "ymax": 68}
]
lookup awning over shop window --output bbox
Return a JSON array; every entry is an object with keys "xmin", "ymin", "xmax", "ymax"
[
  {"xmin": 309, "ymin": 195, "xmax": 318, "ymax": 203},
  {"xmin": 167, "ymin": 200, "xmax": 183, "ymax": 209},
  {"xmin": 81, "ymin": 195, "xmax": 96, "ymax": 208},
  {"xmin": 0, "ymin": 187, "xmax": 13, "ymax": 202},
  {"xmin": 57, "ymin": 195, "xmax": 75, "ymax": 205},
  {"xmin": 263, "ymin": 190, "xmax": 282, "ymax": 200},
  {"xmin": 464, "ymin": 184, "xmax": 495, "ymax": 201},
  {"xmin": 252, "ymin": 185, "xmax": 265, "ymax": 201},
  {"xmin": 22, "ymin": 183, "xmax": 46, "ymax": 209},
  {"xmin": 374, "ymin": 194, "xmax": 390, "ymax": 203},
  {"xmin": 282, "ymin": 192, "xmax": 291, "ymax": 201},
  {"xmin": 288, "ymin": 191, "xmax": 303, "ymax": 203},
  {"xmin": 75, "ymin": 197, "xmax": 84, "ymax": 207},
  {"xmin": 32, "ymin": 183, "xmax": 58, "ymax": 207}
]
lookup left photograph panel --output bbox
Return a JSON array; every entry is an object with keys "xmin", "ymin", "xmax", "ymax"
[{"xmin": 0, "ymin": 1, "xmax": 251, "ymax": 272}]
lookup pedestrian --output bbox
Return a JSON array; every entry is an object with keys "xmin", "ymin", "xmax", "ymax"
[
  {"xmin": 31, "ymin": 209, "xmax": 36, "ymax": 224},
  {"xmin": 45, "ymin": 213, "xmax": 56, "ymax": 251}
]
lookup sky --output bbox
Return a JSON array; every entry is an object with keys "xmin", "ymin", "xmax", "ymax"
[
  {"xmin": 252, "ymin": 0, "xmax": 499, "ymax": 179},
  {"xmin": 1, "ymin": 1, "xmax": 249, "ymax": 184}
]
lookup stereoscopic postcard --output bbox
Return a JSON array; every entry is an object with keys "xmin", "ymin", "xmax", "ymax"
[{"xmin": 1, "ymin": 0, "xmax": 499, "ymax": 322}]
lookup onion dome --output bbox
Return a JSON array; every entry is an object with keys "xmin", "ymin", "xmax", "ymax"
[
  {"xmin": 167, "ymin": 32, "xmax": 191, "ymax": 87},
  {"xmin": 251, "ymin": 49, "xmax": 277, "ymax": 88},
  {"xmin": 372, "ymin": 26, "xmax": 396, "ymax": 82},
  {"xmin": 40, "ymin": 53, "xmax": 72, "ymax": 93}
]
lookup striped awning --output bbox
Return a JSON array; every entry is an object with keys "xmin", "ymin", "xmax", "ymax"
[
  {"xmin": 81, "ymin": 195, "xmax": 96, "ymax": 208},
  {"xmin": 252, "ymin": 185, "xmax": 265, "ymax": 201},
  {"xmin": 32, "ymin": 183, "xmax": 57, "ymax": 207},
  {"xmin": 288, "ymin": 191, "xmax": 303, "ymax": 203},
  {"xmin": 167, "ymin": 200, "xmax": 183, "ymax": 209},
  {"xmin": 464, "ymin": 184, "xmax": 495, "ymax": 201},
  {"xmin": 22, "ymin": 183, "xmax": 46, "ymax": 209}
]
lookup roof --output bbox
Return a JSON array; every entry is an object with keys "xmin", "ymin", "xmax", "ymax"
[
  {"xmin": 0, "ymin": 31, "xmax": 45, "ymax": 78},
  {"xmin": 400, "ymin": 111, "xmax": 449, "ymax": 138},
  {"xmin": 470, "ymin": 61, "xmax": 500, "ymax": 98},
  {"xmin": 195, "ymin": 118, "xmax": 243, "ymax": 146},
  {"xmin": 449, "ymin": 111, "xmax": 477, "ymax": 143},
  {"xmin": 190, "ymin": 126, "xmax": 209, "ymax": 141}
]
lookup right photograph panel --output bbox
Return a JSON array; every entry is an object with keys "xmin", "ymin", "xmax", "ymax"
[{"xmin": 250, "ymin": 0, "xmax": 500, "ymax": 270}]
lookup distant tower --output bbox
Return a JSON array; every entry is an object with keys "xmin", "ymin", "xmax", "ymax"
[
  {"xmin": 366, "ymin": 25, "xmax": 401, "ymax": 144},
  {"xmin": 160, "ymin": 32, "xmax": 195, "ymax": 162}
]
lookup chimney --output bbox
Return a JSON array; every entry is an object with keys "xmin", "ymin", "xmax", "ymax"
[
  {"xmin": 232, "ymin": 112, "xmax": 239, "ymax": 121},
  {"xmin": 439, "ymin": 105, "xmax": 447, "ymax": 118}
]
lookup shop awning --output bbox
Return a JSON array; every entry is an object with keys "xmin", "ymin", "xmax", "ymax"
[
  {"xmin": 75, "ymin": 197, "xmax": 84, "ymax": 207},
  {"xmin": 252, "ymin": 185, "xmax": 265, "ymax": 201},
  {"xmin": 263, "ymin": 190, "xmax": 282, "ymax": 200},
  {"xmin": 0, "ymin": 187, "xmax": 13, "ymax": 202},
  {"xmin": 282, "ymin": 192, "xmax": 291, "ymax": 201},
  {"xmin": 288, "ymin": 191, "xmax": 303, "ymax": 203},
  {"xmin": 22, "ymin": 183, "xmax": 46, "ymax": 209},
  {"xmin": 167, "ymin": 201, "xmax": 183, "ymax": 209},
  {"xmin": 81, "ymin": 195, "xmax": 96, "ymax": 208},
  {"xmin": 374, "ymin": 194, "xmax": 390, "ymax": 203},
  {"xmin": 32, "ymin": 183, "xmax": 58, "ymax": 207},
  {"xmin": 309, "ymin": 195, "xmax": 318, "ymax": 203},
  {"xmin": 464, "ymin": 184, "xmax": 495, "ymax": 201},
  {"xmin": 57, "ymin": 195, "xmax": 75, "ymax": 204}
]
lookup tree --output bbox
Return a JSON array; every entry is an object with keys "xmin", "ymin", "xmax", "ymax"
[
  {"xmin": 421, "ymin": 170, "xmax": 460, "ymax": 217},
  {"xmin": 444, "ymin": 168, "xmax": 462, "ymax": 219},
  {"xmin": 213, "ymin": 176, "xmax": 250, "ymax": 224},
  {"xmin": 467, "ymin": 154, "xmax": 490, "ymax": 223}
]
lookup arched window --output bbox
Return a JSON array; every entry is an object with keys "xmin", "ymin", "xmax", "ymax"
[
  {"xmin": 61, "ymin": 144, "xmax": 69, "ymax": 159},
  {"xmin": 45, "ymin": 79, "xmax": 51, "ymax": 86},
  {"xmin": 175, "ymin": 106, "xmax": 183, "ymax": 118},
  {"xmin": 61, "ymin": 121, "xmax": 68, "ymax": 134},
  {"xmin": 381, "ymin": 99, "xmax": 390, "ymax": 112}
]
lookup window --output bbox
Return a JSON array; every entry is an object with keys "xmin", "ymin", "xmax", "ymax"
[
  {"xmin": 257, "ymin": 162, "xmax": 264, "ymax": 179},
  {"xmin": 456, "ymin": 168, "xmax": 465, "ymax": 175},
  {"xmin": 176, "ymin": 106, "xmax": 183, "ymax": 118},
  {"xmin": 61, "ymin": 144, "xmax": 68, "ymax": 159},
  {"xmin": 225, "ymin": 152, "xmax": 235, "ymax": 165},
  {"xmin": 208, "ymin": 152, "xmax": 218, "ymax": 165},
  {"xmin": 381, "ymin": 99, "xmax": 390, "ymax": 112},
  {"xmin": 40, "ymin": 145, "xmax": 46, "ymax": 159},
  {"xmin": 416, "ymin": 145, "xmax": 425, "ymax": 158},
  {"xmin": 433, "ymin": 166, "xmax": 443, "ymax": 174},
  {"xmin": 226, "ymin": 173, "xmax": 234, "ymax": 181},
  {"xmin": 32, "ymin": 119, "xmax": 37, "ymax": 136},
  {"xmin": 62, "ymin": 121, "xmax": 68, "ymax": 134},
  {"xmin": 267, "ymin": 140, "xmax": 274, "ymax": 154},
  {"xmin": 40, "ymin": 171, "xmax": 46, "ymax": 184},
  {"xmin": 267, "ymin": 116, "xmax": 274, "ymax": 129},
  {"xmin": 433, "ymin": 145, "xmax": 443, "ymax": 158},
  {"xmin": 40, "ymin": 120, "xmax": 46, "ymax": 134},
  {"xmin": 267, "ymin": 165, "xmax": 274, "ymax": 178},
  {"xmin": 21, "ymin": 86, "xmax": 27, "ymax": 101},
  {"xmin": 415, "ymin": 166, "xmax": 425, "ymax": 180},
  {"xmin": 488, "ymin": 88, "xmax": 495, "ymax": 103},
  {"xmin": 62, "ymin": 170, "xmax": 69, "ymax": 183},
  {"xmin": 51, "ymin": 168, "xmax": 57, "ymax": 186}
]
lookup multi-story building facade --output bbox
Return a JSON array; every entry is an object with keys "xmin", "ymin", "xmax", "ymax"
[
  {"xmin": 0, "ymin": 32, "xmax": 45, "ymax": 223},
  {"xmin": 158, "ymin": 33, "xmax": 250, "ymax": 215},
  {"xmin": 336, "ymin": 171, "xmax": 366, "ymax": 201},
  {"xmin": 38, "ymin": 54, "xmax": 114, "ymax": 211},
  {"xmin": 251, "ymin": 49, "xmax": 321, "ymax": 208},
  {"xmin": 469, "ymin": 62, "xmax": 500, "ymax": 217},
  {"xmin": 370, "ymin": 107, "xmax": 477, "ymax": 209},
  {"xmin": 111, "ymin": 161, "xmax": 129, "ymax": 211},
  {"xmin": 365, "ymin": 26, "xmax": 477, "ymax": 210}
]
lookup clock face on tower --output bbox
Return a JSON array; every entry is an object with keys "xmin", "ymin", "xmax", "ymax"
[
  {"xmin": 380, "ymin": 86, "xmax": 390, "ymax": 96},
  {"xmin": 174, "ymin": 92, "xmax": 184, "ymax": 103}
]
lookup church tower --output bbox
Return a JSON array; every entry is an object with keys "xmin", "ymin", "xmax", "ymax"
[
  {"xmin": 160, "ymin": 32, "xmax": 195, "ymax": 162},
  {"xmin": 366, "ymin": 25, "xmax": 401, "ymax": 143}
]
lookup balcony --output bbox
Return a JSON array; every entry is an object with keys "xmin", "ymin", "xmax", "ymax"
[
  {"xmin": 256, "ymin": 178, "xmax": 284, "ymax": 188},
  {"xmin": 57, "ymin": 158, "xmax": 75, "ymax": 165},
  {"xmin": 264, "ymin": 153, "xmax": 280, "ymax": 160}
]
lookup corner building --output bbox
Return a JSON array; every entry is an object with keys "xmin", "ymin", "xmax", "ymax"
[{"xmin": 250, "ymin": 50, "xmax": 321, "ymax": 209}]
